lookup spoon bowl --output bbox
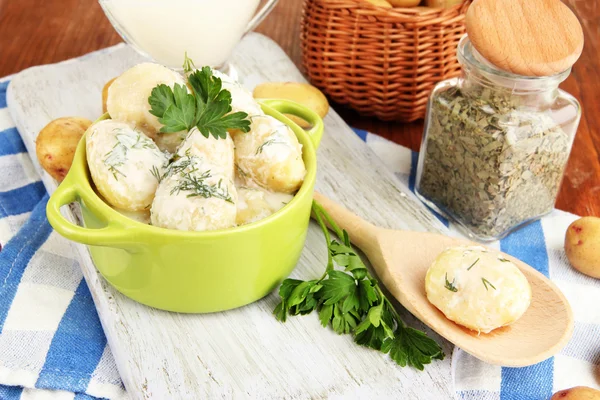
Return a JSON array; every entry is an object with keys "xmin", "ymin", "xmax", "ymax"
[{"xmin": 314, "ymin": 192, "xmax": 573, "ymax": 367}]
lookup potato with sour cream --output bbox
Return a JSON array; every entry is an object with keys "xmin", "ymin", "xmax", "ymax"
[
  {"xmin": 233, "ymin": 115, "xmax": 306, "ymax": 194},
  {"xmin": 425, "ymin": 246, "xmax": 531, "ymax": 334},
  {"xmin": 107, "ymin": 62, "xmax": 187, "ymax": 151},
  {"xmin": 150, "ymin": 156, "xmax": 237, "ymax": 231},
  {"xmin": 236, "ymin": 187, "xmax": 293, "ymax": 226},
  {"xmin": 86, "ymin": 120, "xmax": 169, "ymax": 211},
  {"xmin": 176, "ymin": 127, "xmax": 235, "ymax": 179},
  {"xmin": 210, "ymin": 70, "xmax": 264, "ymax": 117}
]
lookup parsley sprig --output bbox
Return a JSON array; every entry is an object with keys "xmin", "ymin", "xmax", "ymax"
[
  {"xmin": 148, "ymin": 66, "xmax": 251, "ymax": 139},
  {"xmin": 274, "ymin": 202, "xmax": 444, "ymax": 370}
]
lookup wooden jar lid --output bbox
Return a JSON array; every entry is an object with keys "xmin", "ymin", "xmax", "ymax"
[{"xmin": 465, "ymin": 0, "xmax": 584, "ymax": 77}]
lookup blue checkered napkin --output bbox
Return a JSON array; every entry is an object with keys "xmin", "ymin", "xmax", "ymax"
[
  {"xmin": 0, "ymin": 79, "xmax": 126, "ymax": 400},
  {"xmin": 355, "ymin": 129, "xmax": 600, "ymax": 400}
]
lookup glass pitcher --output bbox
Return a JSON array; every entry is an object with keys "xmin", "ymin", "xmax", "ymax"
[{"xmin": 99, "ymin": 0, "xmax": 279, "ymax": 73}]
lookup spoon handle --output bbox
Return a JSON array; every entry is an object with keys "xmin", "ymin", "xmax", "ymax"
[{"xmin": 312, "ymin": 192, "xmax": 380, "ymax": 252}]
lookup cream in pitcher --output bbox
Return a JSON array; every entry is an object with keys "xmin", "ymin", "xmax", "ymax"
[{"xmin": 99, "ymin": 0, "xmax": 263, "ymax": 68}]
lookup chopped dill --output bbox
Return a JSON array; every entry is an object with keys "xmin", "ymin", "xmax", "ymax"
[
  {"xmin": 103, "ymin": 130, "xmax": 157, "ymax": 180},
  {"xmin": 255, "ymin": 139, "xmax": 286, "ymax": 155},
  {"xmin": 467, "ymin": 258, "xmax": 480, "ymax": 271},
  {"xmin": 167, "ymin": 156, "xmax": 233, "ymax": 203},
  {"xmin": 481, "ymin": 278, "xmax": 497, "ymax": 291},
  {"xmin": 150, "ymin": 165, "xmax": 163, "ymax": 182},
  {"xmin": 444, "ymin": 273, "xmax": 458, "ymax": 292},
  {"xmin": 170, "ymin": 169, "xmax": 233, "ymax": 203}
]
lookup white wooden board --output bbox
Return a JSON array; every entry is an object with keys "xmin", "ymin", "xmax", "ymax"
[{"xmin": 7, "ymin": 34, "xmax": 455, "ymax": 399}]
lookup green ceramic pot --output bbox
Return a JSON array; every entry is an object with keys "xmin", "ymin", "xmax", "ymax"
[{"xmin": 46, "ymin": 99, "xmax": 324, "ymax": 313}]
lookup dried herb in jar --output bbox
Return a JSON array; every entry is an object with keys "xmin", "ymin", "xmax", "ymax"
[{"xmin": 417, "ymin": 85, "xmax": 571, "ymax": 239}]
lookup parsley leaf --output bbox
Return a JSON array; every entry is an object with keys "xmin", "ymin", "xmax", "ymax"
[
  {"xmin": 273, "ymin": 201, "xmax": 444, "ymax": 370},
  {"xmin": 148, "ymin": 84, "xmax": 176, "ymax": 119},
  {"xmin": 159, "ymin": 84, "xmax": 197, "ymax": 133},
  {"xmin": 320, "ymin": 270, "xmax": 356, "ymax": 305},
  {"xmin": 147, "ymin": 64, "xmax": 251, "ymax": 139},
  {"xmin": 382, "ymin": 327, "xmax": 445, "ymax": 371}
]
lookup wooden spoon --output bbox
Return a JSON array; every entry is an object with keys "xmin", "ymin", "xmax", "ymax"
[{"xmin": 313, "ymin": 192, "xmax": 573, "ymax": 367}]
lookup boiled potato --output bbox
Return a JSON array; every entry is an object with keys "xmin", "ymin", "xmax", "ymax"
[
  {"xmin": 154, "ymin": 130, "xmax": 190, "ymax": 155},
  {"xmin": 233, "ymin": 115, "xmax": 306, "ymax": 194},
  {"xmin": 176, "ymin": 127, "xmax": 235, "ymax": 178},
  {"xmin": 236, "ymin": 188, "xmax": 272, "ymax": 225},
  {"xmin": 236, "ymin": 187, "xmax": 293, "ymax": 226},
  {"xmin": 86, "ymin": 120, "xmax": 169, "ymax": 211},
  {"xmin": 253, "ymin": 82, "xmax": 329, "ymax": 128},
  {"xmin": 151, "ymin": 155, "xmax": 237, "ymax": 231},
  {"xmin": 388, "ymin": 0, "xmax": 420, "ymax": 6},
  {"xmin": 114, "ymin": 208, "xmax": 151, "ymax": 225},
  {"xmin": 551, "ymin": 386, "xmax": 600, "ymax": 400},
  {"xmin": 425, "ymin": 246, "xmax": 531, "ymax": 334},
  {"xmin": 565, "ymin": 217, "xmax": 600, "ymax": 279},
  {"xmin": 102, "ymin": 77, "xmax": 117, "ymax": 114},
  {"xmin": 363, "ymin": 0, "xmax": 393, "ymax": 7},
  {"xmin": 36, "ymin": 117, "xmax": 92, "ymax": 182},
  {"xmin": 107, "ymin": 63, "xmax": 186, "ymax": 142},
  {"xmin": 211, "ymin": 70, "xmax": 264, "ymax": 117}
]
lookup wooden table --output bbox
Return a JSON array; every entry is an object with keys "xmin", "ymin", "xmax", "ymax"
[{"xmin": 1, "ymin": 0, "xmax": 598, "ymax": 216}]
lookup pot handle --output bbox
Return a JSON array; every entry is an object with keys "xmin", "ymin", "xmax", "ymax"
[
  {"xmin": 258, "ymin": 99, "xmax": 324, "ymax": 149},
  {"xmin": 46, "ymin": 175, "xmax": 138, "ymax": 249}
]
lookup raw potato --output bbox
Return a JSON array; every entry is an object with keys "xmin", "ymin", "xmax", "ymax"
[
  {"xmin": 551, "ymin": 386, "xmax": 600, "ymax": 399},
  {"xmin": 363, "ymin": 0, "xmax": 393, "ymax": 7},
  {"xmin": 253, "ymin": 82, "xmax": 329, "ymax": 128},
  {"xmin": 36, "ymin": 117, "xmax": 92, "ymax": 182},
  {"xmin": 565, "ymin": 217, "xmax": 600, "ymax": 279},
  {"xmin": 388, "ymin": 0, "xmax": 420, "ymax": 6},
  {"xmin": 102, "ymin": 77, "xmax": 117, "ymax": 114},
  {"xmin": 424, "ymin": 0, "xmax": 462, "ymax": 7}
]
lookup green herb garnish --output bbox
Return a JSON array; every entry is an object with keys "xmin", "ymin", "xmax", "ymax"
[
  {"xmin": 467, "ymin": 258, "xmax": 480, "ymax": 271},
  {"xmin": 104, "ymin": 130, "xmax": 157, "ymax": 180},
  {"xmin": 148, "ymin": 66, "xmax": 251, "ymax": 139},
  {"xmin": 182, "ymin": 51, "xmax": 196, "ymax": 74},
  {"xmin": 274, "ymin": 202, "xmax": 444, "ymax": 371},
  {"xmin": 444, "ymin": 273, "xmax": 458, "ymax": 292},
  {"xmin": 167, "ymin": 157, "xmax": 233, "ymax": 203},
  {"xmin": 235, "ymin": 164, "xmax": 248, "ymax": 178},
  {"xmin": 481, "ymin": 277, "xmax": 497, "ymax": 291},
  {"xmin": 498, "ymin": 257, "xmax": 510, "ymax": 263},
  {"xmin": 255, "ymin": 139, "xmax": 286, "ymax": 155},
  {"xmin": 150, "ymin": 165, "xmax": 163, "ymax": 183}
]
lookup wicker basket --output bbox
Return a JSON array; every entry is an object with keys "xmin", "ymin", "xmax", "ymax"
[{"xmin": 301, "ymin": 0, "xmax": 470, "ymax": 122}]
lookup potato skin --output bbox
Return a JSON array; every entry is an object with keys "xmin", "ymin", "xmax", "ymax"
[
  {"xmin": 388, "ymin": 0, "xmax": 420, "ymax": 6},
  {"xmin": 565, "ymin": 217, "xmax": 600, "ymax": 279},
  {"xmin": 36, "ymin": 117, "xmax": 92, "ymax": 181},
  {"xmin": 253, "ymin": 82, "xmax": 329, "ymax": 128},
  {"xmin": 551, "ymin": 386, "xmax": 600, "ymax": 399},
  {"xmin": 102, "ymin": 77, "xmax": 118, "ymax": 114},
  {"xmin": 363, "ymin": 0, "xmax": 393, "ymax": 7}
]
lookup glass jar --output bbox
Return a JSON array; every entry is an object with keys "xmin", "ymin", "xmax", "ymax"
[{"xmin": 415, "ymin": 35, "xmax": 581, "ymax": 241}]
